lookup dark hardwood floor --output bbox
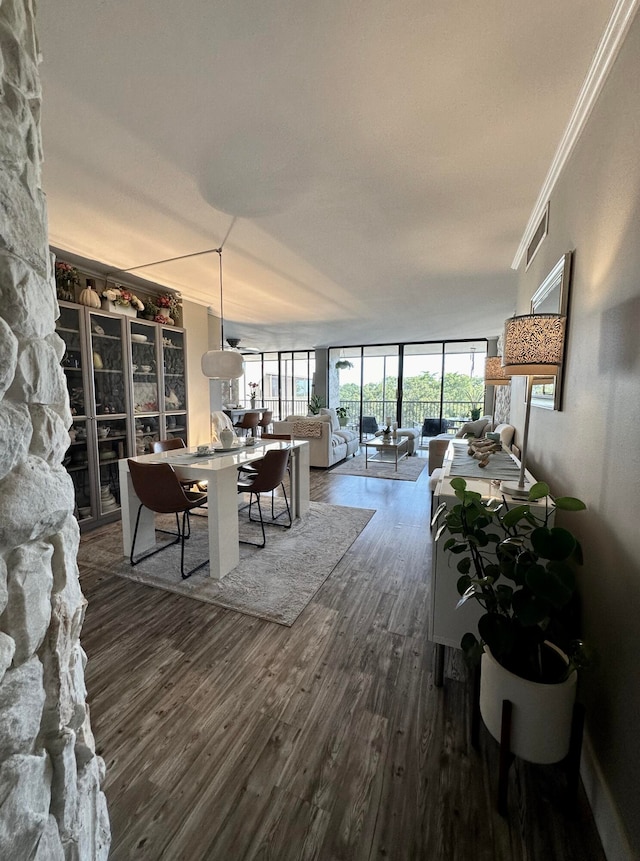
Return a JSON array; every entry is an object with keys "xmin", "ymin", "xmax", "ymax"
[{"xmin": 77, "ymin": 454, "xmax": 606, "ymax": 860}]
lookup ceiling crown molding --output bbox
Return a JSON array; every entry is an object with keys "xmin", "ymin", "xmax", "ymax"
[{"xmin": 512, "ymin": 0, "xmax": 640, "ymax": 270}]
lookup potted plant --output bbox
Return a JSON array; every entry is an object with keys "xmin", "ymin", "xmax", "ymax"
[
  {"xmin": 432, "ymin": 477, "xmax": 587, "ymax": 763},
  {"xmin": 308, "ymin": 394, "xmax": 325, "ymax": 415},
  {"xmin": 336, "ymin": 406, "xmax": 349, "ymax": 427},
  {"xmin": 470, "ymin": 406, "xmax": 482, "ymax": 421}
]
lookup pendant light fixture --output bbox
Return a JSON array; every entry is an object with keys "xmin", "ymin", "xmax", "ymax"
[{"xmin": 201, "ymin": 248, "xmax": 244, "ymax": 380}]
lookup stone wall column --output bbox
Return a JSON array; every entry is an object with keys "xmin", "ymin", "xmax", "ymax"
[{"xmin": 0, "ymin": 1, "xmax": 110, "ymax": 858}]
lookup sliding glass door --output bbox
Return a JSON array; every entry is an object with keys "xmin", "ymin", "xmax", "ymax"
[{"xmin": 332, "ymin": 339, "xmax": 487, "ymax": 441}]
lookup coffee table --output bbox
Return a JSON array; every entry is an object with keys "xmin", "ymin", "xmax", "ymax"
[{"xmin": 363, "ymin": 436, "xmax": 409, "ymax": 471}]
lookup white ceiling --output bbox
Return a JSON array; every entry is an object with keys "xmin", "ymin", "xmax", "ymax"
[{"xmin": 38, "ymin": 1, "xmax": 614, "ymax": 352}]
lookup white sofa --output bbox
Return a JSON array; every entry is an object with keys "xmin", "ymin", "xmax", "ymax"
[{"xmin": 272, "ymin": 408, "xmax": 359, "ymax": 468}]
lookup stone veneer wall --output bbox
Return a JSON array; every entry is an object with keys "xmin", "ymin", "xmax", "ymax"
[{"xmin": 0, "ymin": 2, "xmax": 110, "ymax": 858}]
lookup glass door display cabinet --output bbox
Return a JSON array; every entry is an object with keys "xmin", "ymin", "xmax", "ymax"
[
  {"xmin": 88, "ymin": 310, "xmax": 132, "ymax": 522},
  {"xmin": 56, "ymin": 303, "xmax": 132, "ymax": 527},
  {"xmin": 56, "ymin": 302, "xmax": 188, "ymax": 530},
  {"xmin": 56, "ymin": 304, "xmax": 95, "ymax": 525},
  {"xmin": 130, "ymin": 321, "xmax": 161, "ymax": 455},
  {"xmin": 161, "ymin": 327, "xmax": 188, "ymax": 444}
]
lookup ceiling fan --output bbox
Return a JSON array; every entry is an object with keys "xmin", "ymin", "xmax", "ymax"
[{"xmin": 226, "ymin": 337, "xmax": 260, "ymax": 354}]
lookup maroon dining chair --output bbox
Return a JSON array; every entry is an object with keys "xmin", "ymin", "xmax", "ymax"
[
  {"xmin": 234, "ymin": 411, "xmax": 260, "ymax": 437},
  {"xmin": 236, "ymin": 448, "xmax": 292, "ymax": 547},
  {"xmin": 257, "ymin": 410, "xmax": 273, "ymax": 435},
  {"xmin": 127, "ymin": 459, "xmax": 208, "ymax": 579}
]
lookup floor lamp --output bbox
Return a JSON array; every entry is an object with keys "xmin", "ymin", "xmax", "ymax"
[
  {"xmin": 500, "ymin": 313, "xmax": 566, "ymax": 497},
  {"xmin": 484, "ymin": 356, "xmax": 511, "ymax": 428}
]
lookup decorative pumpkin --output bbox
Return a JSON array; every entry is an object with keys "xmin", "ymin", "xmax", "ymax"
[{"xmin": 79, "ymin": 278, "xmax": 101, "ymax": 308}]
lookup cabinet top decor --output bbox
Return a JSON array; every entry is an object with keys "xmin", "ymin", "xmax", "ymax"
[{"xmin": 102, "ymin": 286, "xmax": 144, "ymax": 312}]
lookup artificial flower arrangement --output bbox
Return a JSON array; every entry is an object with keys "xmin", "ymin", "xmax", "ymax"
[
  {"xmin": 248, "ymin": 382, "xmax": 259, "ymax": 392},
  {"xmin": 156, "ymin": 292, "xmax": 180, "ymax": 316},
  {"xmin": 102, "ymin": 285, "xmax": 145, "ymax": 311},
  {"xmin": 55, "ymin": 261, "xmax": 81, "ymax": 288}
]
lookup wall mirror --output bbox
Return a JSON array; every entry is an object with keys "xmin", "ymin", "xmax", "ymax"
[{"xmin": 530, "ymin": 251, "xmax": 573, "ymax": 410}]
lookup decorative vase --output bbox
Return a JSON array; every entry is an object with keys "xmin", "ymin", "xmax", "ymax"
[
  {"xmin": 79, "ymin": 285, "xmax": 101, "ymax": 308},
  {"xmin": 382, "ymin": 433, "xmax": 391, "ymax": 443},
  {"xmin": 479, "ymin": 644, "xmax": 577, "ymax": 764},
  {"xmin": 250, "ymin": 396, "xmax": 256, "ymax": 409},
  {"xmin": 220, "ymin": 428, "xmax": 234, "ymax": 448}
]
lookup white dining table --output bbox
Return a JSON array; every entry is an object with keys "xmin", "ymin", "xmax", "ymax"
[{"xmin": 118, "ymin": 439, "xmax": 310, "ymax": 579}]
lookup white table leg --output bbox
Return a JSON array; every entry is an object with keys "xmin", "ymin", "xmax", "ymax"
[
  {"xmin": 206, "ymin": 466, "xmax": 240, "ymax": 580},
  {"xmin": 290, "ymin": 444, "xmax": 310, "ymax": 517}
]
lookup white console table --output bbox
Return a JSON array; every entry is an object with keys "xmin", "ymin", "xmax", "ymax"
[{"xmin": 430, "ymin": 440, "xmax": 553, "ymax": 685}]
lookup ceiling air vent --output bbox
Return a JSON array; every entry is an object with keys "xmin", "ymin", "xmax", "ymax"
[{"xmin": 525, "ymin": 202, "xmax": 549, "ymax": 269}]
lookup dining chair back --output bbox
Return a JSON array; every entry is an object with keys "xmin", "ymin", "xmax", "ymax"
[
  {"xmin": 127, "ymin": 459, "xmax": 208, "ymax": 578},
  {"xmin": 234, "ymin": 411, "xmax": 260, "ymax": 436},
  {"xmin": 153, "ymin": 438, "xmax": 186, "ymax": 453},
  {"xmin": 236, "ymin": 448, "xmax": 292, "ymax": 547},
  {"xmin": 257, "ymin": 410, "xmax": 273, "ymax": 434}
]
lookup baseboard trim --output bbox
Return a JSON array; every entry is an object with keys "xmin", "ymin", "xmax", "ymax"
[{"xmin": 581, "ymin": 729, "xmax": 634, "ymax": 861}]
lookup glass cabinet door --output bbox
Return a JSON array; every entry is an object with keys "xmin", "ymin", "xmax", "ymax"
[
  {"xmin": 130, "ymin": 321, "xmax": 159, "ymax": 415},
  {"xmin": 89, "ymin": 312, "xmax": 127, "ymax": 417},
  {"xmin": 89, "ymin": 311, "xmax": 129, "ymax": 521},
  {"xmin": 134, "ymin": 415, "xmax": 160, "ymax": 455},
  {"xmin": 95, "ymin": 416, "xmax": 128, "ymax": 516},
  {"xmin": 65, "ymin": 419, "xmax": 93, "ymax": 523},
  {"xmin": 56, "ymin": 304, "xmax": 94, "ymax": 523},
  {"xmin": 57, "ymin": 304, "xmax": 86, "ymax": 419},
  {"xmin": 162, "ymin": 328, "xmax": 187, "ymax": 442}
]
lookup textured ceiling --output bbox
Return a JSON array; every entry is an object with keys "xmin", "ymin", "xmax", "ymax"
[{"xmin": 38, "ymin": 1, "xmax": 614, "ymax": 351}]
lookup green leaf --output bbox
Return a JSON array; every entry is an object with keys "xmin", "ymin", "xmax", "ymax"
[
  {"xmin": 456, "ymin": 558, "xmax": 471, "ymax": 575},
  {"xmin": 528, "ymin": 481, "xmax": 550, "ymax": 500},
  {"xmin": 449, "ymin": 544, "xmax": 469, "ymax": 555},
  {"xmin": 434, "ymin": 523, "xmax": 448, "ymax": 543},
  {"xmin": 502, "ymin": 505, "xmax": 531, "ymax": 528},
  {"xmin": 478, "ymin": 613, "xmax": 515, "ymax": 659},
  {"xmin": 456, "ymin": 584, "xmax": 478, "ymax": 607},
  {"xmin": 430, "ymin": 501, "xmax": 447, "ymax": 527},
  {"xmin": 450, "ymin": 477, "xmax": 467, "ymax": 492},
  {"xmin": 443, "ymin": 537, "xmax": 456, "ymax": 551},
  {"xmin": 460, "ymin": 633, "xmax": 483, "ymax": 667},
  {"xmin": 530, "ymin": 526, "xmax": 577, "ymax": 561},
  {"xmin": 457, "ymin": 574, "xmax": 472, "ymax": 595},
  {"xmin": 495, "ymin": 584, "xmax": 514, "ymax": 611},
  {"xmin": 554, "ymin": 496, "xmax": 587, "ymax": 511},
  {"xmin": 512, "ymin": 587, "xmax": 549, "ymax": 625},
  {"xmin": 526, "ymin": 561, "xmax": 575, "ymax": 609}
]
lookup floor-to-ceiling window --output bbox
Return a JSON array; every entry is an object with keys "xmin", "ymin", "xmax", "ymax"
[
  {"xmin": 330, "ymin": 339, "xmax": 487, "ymax": 439},
  {"xmin": 236, "ymin": 350, "xmax": 316, "ymax": 420}
]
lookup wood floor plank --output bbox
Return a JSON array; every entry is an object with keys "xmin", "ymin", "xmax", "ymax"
[{"xmin": 76, "ymin": 462, "xmax": 606, "ymax": 861}]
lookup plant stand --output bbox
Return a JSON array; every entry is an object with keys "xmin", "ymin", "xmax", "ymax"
[{"xmin": 482, "ymin": 696, "xmax": 586, "ymax": 816}]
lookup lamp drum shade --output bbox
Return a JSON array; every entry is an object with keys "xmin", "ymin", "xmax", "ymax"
[
  {"xmin": 201, "ymin": 349, "xmax": 244, "ymax": 379},
  {"xmin": 503, "ymin": 313, "xmax": 566, "ymax": 376},
  {"xmin": 484, "ymin": 356, "xmax": 511, "ymax": 385}
]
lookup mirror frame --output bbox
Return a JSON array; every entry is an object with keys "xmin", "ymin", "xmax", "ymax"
[{"xmin": 530, "ymin": 251, "xmax": 573, "ymax": 410}]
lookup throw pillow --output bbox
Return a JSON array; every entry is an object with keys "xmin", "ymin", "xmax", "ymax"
[{"xmin": 320, "ymin": 407, "xmax": 340, "ymax": 432}]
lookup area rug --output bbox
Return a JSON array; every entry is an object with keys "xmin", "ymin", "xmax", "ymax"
[
  {"xmin": 330, "ymin": 452, "xmax": 427, "ymax": 481},
  {"xmin": 111, "ymin": 501, "xmax": 375, "ymax": 626}
]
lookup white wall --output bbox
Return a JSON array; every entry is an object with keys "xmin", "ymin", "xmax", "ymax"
[
  {"xmin": 511, "ymin": 15, "xmax": 640, "ymax": 858},
  {"xmin": 181, "ymin": 298, "xmax": 211, "ymax": 445}
]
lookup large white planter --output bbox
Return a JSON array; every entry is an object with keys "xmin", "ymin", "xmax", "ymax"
[{"xmin": 479, "ymin": 644, "xmax": 577, "ymax": 764}]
